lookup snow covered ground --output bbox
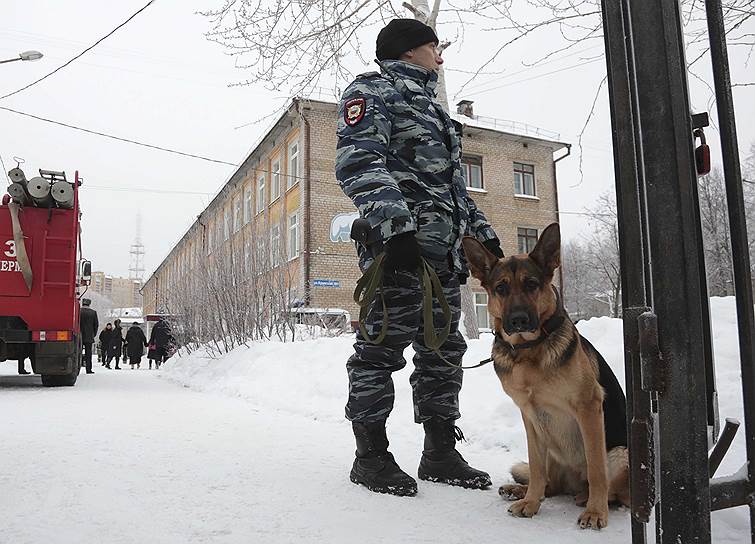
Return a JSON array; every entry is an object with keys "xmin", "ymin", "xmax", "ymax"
[{"xmin": 0, "ymin": 297, "xmax": 750, "ymax": 543}]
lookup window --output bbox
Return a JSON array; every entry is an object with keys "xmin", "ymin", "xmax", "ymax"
[
  {"xmin": 233, "ymin": 197, "xmax": 242, "ymax": 232},
  {"xmin": 216, "ymin": 219, "xmax": 223, "ymax": 250},
  {"xmin": 271, "ymin": 160, "xmax": 281, "ymax": 202},
  {"xmin": 288, "ymin": 213, "xmax": 299, "ymax": 260},
  {"xmin": 462, "ymin": 156, "xmax": 483, "ymax": 190},
  {"xmin": 224, "ymin": 208, "xmax": 231, "ymax": 241},
  {"xmin": 271, "ymin": 224, "xmax": 281, "ymax": 266},
  {"xmin": 514, "ymin": 162, "xmax": 536, "ymax": 196},
  {"xmin": 243, "ymin": 186, "xmax": 252, "ymax": 224},
  {"xmin": 243, "ymin": 242, "xmax": 250, "ymax": 274},
  {"xmin": 206, "ymin": 221, "xmax": 214, "ymax": 255},
  {"xmin": 474, "ymin": 292, "xmax": 490, "ymax": 330},
  {"xmin": 256, "ymin": 238, "xmax": 267, "ymax": 274},
  {"xmin": 256, "ymin": 175, "xmax": 265, "ymax": 214},
  {"xmin": 288, "ymin": 143, "xmax": 299, "ymax": 190},
  {"xmin": 517, "ymin": 227, "xmax": 538, "ymax": 254}
]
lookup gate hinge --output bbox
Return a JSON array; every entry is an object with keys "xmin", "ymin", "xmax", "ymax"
[{"xmin": 638, "ymin": 311, "xmax": 665, "ymax": 393}]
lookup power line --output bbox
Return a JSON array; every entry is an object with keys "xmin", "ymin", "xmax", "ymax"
[
  {"xmin": 86, "ymin": 185, "xmax": 215, "ymax": 196},
  {"xmin": 0, "ymin": 105, "xmax": 238, "ymax": 167},
  {"xmin": 464, "ymin": 58, "xmax": 604, "ymax": 98},
  {"xmin": 458, "ymin": 43, "xmax": 604, "ymax": 94},
  {"xmin": 0, "ymin": 0, "xmax": 159, "ymax": 101}
]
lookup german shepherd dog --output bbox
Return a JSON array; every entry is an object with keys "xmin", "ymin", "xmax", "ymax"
[{"xmin": 462, "ymin": 223, "xmax": 629, "ymax": 530}]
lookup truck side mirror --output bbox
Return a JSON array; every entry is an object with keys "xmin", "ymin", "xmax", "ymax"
[{"xmin": 81, "ymin": 260, "xmax": 92, "ymax": 285}]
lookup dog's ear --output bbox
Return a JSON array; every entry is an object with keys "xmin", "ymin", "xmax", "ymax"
[
  {"xmin": 529, "ymin": 223, "xmax": 561, "ymax": 279},
  {"xmin": 462, "ymin": 236, "xmax": 500, "ymax": 282}
]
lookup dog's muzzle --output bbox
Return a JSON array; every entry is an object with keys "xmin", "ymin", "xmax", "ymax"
[{"xmin": 504, "ymin": 310, "xmax": 539, "ymax": 335}]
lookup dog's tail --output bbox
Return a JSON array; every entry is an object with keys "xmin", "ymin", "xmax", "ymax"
[{"xmin": 511, "ymin": 462, "xmax": 530, "ymax": 485}]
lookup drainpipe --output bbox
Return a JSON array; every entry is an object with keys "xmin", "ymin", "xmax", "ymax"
[
  {"xmin": 552, "ymin": 143, "xmax": 572, "ymax": 309},
  {"xmin": 298, "ymin": 100, "xmax": 312, "ymax": 305}
]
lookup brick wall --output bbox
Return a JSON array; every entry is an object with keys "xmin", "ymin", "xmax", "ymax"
[
  {"xmin": 143, "ymin": 99, "xmax": 567, "ymax": 331},
  {"xmin": 302, "ymin": 102, "xmax": 362, "ymax": 318}
]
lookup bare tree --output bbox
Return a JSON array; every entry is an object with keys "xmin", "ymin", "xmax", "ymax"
[
  {"xmin": 560, "ymin": 192, "xmax": 621, "ymax": 319},
  {"xmin": 562, "ymin": 240, "xmax": 611, "ymax": 320},
  {"xmin": 698, "ymin": 168, "xmax": 736, "ymax": 296},
  {"xmin": 160, "ymin": 217, "xmax": 304, "ymax": 356},
  {"xmin": 564, "ymin": 157, "xmax": 755, "ymax": 320},
  {"xmin": 201, "ymin": 0, "xmax": 753, "ymax": 100}
]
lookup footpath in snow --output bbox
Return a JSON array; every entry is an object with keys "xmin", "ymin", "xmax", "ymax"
[
  {"xmin": 0, "ymin": 297, "xmax": 749, "ymax": 543},
  {"xmin": 159, "ymin": 296, "xmax": 750, "ymax": 543}
]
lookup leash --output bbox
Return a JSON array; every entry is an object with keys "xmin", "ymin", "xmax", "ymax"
[
  {"xmin": 353, "ymin": 253, "xmax": 451, "ymax": 351},
  {"xmin": 353, "ymin": 251, "xmax": 497, "ymax": 370}
]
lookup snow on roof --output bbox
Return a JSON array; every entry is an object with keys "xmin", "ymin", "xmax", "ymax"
[{"xmin": 450, "ymin": 112, "xmax": 568, "ymax": 148}]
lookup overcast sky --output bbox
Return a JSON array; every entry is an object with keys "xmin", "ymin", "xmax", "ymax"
[{"xmin": 2, "ymin": 1, "xmax": 754, "ymax": 279}]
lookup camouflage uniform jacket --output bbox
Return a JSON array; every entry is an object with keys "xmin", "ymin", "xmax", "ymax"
[{"xmin": 335, "ymin": 60, "xmax": 497, "ymax": 274}]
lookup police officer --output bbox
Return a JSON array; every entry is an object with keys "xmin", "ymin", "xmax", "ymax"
[
  {"xmin": 79, "ymin": 298, "xmax": 99, "ymax": 374},
  {"xmin": 336, "ymin": 18, "xmax": 504, "ymax": 496}
]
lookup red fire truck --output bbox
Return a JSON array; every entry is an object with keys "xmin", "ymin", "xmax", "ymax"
[{"xmin": 0, "ymin": 169, "xmax": 91, "ymax": 386}]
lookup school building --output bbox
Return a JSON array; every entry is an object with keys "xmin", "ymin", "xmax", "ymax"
[{"xmin": 141, "ymin": 98, "xmax": 569, "ymax": 330}]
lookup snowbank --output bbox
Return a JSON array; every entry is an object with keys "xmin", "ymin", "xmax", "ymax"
[{"xmin": 160, "ymin": 297, "xmax": 750, "ymax": 542}]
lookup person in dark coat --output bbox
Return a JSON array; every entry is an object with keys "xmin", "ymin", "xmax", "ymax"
[
  {"xmin": 125, "ymin": 322, "xmax": 148, "ymax": 369},
  {"xmin": 147, "ymin": 343, "xmax": 159, "ymax": 370},
  {"xmin": 79, "ymin": 298, "xmax": 99, "ymax": 374},
  {"xmin": 99, "ymin": 323, "xmax": 112, "ymax": 366},
  {"xmin": 106, "ymin": 319, "xmax": 124, "ymax": 370},
  {"xmin": 148, "ymin": 318, "xmax": 175, "ymax": 370},
  {"xmin": 17, "ymin": 357, "xmax": 31, "ymax": 375}
]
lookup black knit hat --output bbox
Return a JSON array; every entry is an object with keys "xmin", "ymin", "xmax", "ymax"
[{"xmin": 376, "ymin": 19, "xmax": 438, "ymax": 61}]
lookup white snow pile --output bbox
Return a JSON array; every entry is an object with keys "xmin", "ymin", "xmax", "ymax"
[{"xmin": 160, "ymin": 296, "xmax": 750, "ymax": 543}]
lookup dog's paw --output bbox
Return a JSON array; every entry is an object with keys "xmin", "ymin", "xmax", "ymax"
[
  {"xmin": 508, "ymin": 497, "xmax": 542, "ymax": 518},
  {"xmin": 499, "ymin": 484, "xmax": 527, "ymax": 501},
  {"xmin": 577, "ymin": 507, "xmax": 608, "ymax": 530}
]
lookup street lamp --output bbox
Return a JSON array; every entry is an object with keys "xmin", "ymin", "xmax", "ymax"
[{"xmin": 0, "ymin": 50, "xmax": 44, "ymax": 65}]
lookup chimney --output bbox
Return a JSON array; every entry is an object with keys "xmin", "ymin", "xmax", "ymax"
[{"xmin": 456, "ymin": 100, "xmax": 474, "ymax": 118}]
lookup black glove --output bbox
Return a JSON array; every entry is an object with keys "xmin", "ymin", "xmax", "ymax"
[
  {"xmin": 483, "ymin": 238, "xmax": 504, "ymax": 259},
  {"xmin": 384, "ymin": 232, "xmax": 422, "ymax": 273}
]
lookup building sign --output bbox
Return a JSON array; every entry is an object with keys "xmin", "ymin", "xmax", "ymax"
[
  {"xmin": 329, "ymin": 212, "xmax": 360, "ymax": 243},
  {"xmin": 312, "ymin": 279, "xmax": 340, "ymax": 288}
]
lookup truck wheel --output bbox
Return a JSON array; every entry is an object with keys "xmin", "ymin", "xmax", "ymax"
[
  {"xmin": 41, "ymin": 371, "xmax": 79, "ymax": 387},
  {"xmin": 41, "ymin": 349, "xmax": 81, "ymax": 387}
]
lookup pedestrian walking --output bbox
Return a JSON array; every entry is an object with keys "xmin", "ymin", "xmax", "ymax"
[
  {"xmin": 79, "ymin": 298, "xmax": 99, "ymax": 374},
  {"xmin": 99, "ymin": 323, "xmax": 112, "ymax": 367},
  {"xmin": 335, "ymin": 18, "xmax": 504, "ymax": 497},
  {"xmin": 147, "ymin": 318, "xmax": 175, "ymax": 370},
  {"xmin": 147, "ymin": 342, "xmax": 158, "ymax": 370},
  {"xmin": 125, "ymin": 322, "xmax": 148, "ymax": 369},
  {"xmin": 106, "ymin": 319, "xmax": 124, "ymax": 370}
]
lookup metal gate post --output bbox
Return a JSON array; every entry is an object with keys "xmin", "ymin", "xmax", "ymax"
[
  {"xmin": 628, "ymin": 0, "xmax": 713, "ymax": 541},
  {"xmin": 705, "ymin": 0, "xmax": 755, "ymax": 538},
  {"xmin": 600, "ymin": 1, "xmax": 653, "ymax": 541}
]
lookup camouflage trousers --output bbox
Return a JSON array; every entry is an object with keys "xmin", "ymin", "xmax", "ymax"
[{"xmin": 345, "ymin": 269, "xmax": 466, "ymax": 424}]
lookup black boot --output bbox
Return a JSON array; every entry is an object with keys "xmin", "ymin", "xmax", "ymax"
[
  {"xmin": 350, "ymin": 421, "xmax": 417, "ymax": 497},
  {"xmin": 417, "ymin": 419, "xmax": 492, "ymax": 489}
]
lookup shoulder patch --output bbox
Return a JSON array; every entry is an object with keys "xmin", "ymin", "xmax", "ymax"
[{"xmin": 344, "ymin": 97, "xmax": 367, "ymax": 127}]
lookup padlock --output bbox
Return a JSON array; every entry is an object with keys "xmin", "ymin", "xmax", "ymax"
[{"xmin": 694, "ymin": 128, "xmax": 711, "ymax": 176}]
